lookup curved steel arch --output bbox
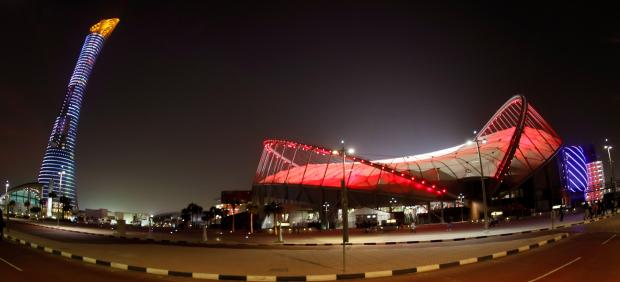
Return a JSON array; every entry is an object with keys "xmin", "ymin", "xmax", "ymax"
[{"xmin": 476, "ymin": 95, "xmax": 528, "ymax": 183}]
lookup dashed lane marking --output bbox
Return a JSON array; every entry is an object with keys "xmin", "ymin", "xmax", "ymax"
[
  {"xmin": 601, "ymin": 234, "xmax": 616, "ymax": 245},
  {"xmin": 527, "ymin": 257, "xmax": 581, "ymax": 282},
  {"xmin": 0, "ymin": 257, "xmax": 23, "ymax": 272}
]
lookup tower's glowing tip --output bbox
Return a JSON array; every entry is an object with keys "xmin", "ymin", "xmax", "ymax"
[{"xmin": 89, "ymin": 18, "xmax": 120, "ymax": 39}]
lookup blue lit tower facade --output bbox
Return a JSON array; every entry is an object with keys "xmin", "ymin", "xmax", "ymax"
[
  {"xmin": 559, "ymin": 146, "xmax": 588, "ymax": 204},
  {"xmin": 38, "ymin": 18, "xmax": 119, "ymax": 207}
]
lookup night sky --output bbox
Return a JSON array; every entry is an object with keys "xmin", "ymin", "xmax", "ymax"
[{"xmin": 1, "ymin": 1, "xmax": 619, "ymax": 213}]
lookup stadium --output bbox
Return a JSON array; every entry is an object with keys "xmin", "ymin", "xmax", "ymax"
[{"xmin": 251, "ymin": 95, "xmax": 565, "ymax": 228}]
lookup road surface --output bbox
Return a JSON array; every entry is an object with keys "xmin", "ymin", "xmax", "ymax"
[{"xmin": 1, "ymin": 215, "xmax": 618, "ymax": 281}]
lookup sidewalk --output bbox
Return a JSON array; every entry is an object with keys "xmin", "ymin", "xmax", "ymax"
[
  {"xmin": 6, "ymin": 226, "xmax": 569, "ymax": 276},
  {"xmin": 21, "ymin": 212, "xmax": 589, "ymax": 245}
]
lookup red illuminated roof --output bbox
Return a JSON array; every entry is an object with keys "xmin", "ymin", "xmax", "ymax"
[{"xmin": 254, "ymin": 96, "xmax": 562, "ymax": 198}]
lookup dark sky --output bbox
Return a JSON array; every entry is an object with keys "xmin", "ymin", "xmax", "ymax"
[{"xmin": 1, "ymin": 1, "xmax": 619, "ymax": 214}]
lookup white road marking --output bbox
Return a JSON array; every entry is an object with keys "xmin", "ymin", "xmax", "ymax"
[
  {"xmin": 601, "ymin": 234, "xmax": 616, "ymax": 245},
  {"xmin": 527, "ymin": 257, "xmax": 581, "ymax": 282},
  {"xmin": 0, "ymin": 257, "xmax": 23, "ymax": 272}
]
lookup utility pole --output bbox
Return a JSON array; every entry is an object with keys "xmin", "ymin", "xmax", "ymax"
[
  {"xmin": 469, "ymin": 134, "xmax": 489, "ymax": 230},
  {"xmin": 333, "ymin": 140, "xmax": 353, "ymax": 272},
  {"xmin": 604, "ymin": 144, "xmax": 615, "ymax": 192}
]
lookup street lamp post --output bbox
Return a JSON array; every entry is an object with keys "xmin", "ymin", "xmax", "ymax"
[
  {"xmin": 604, "ymin": 144, "xmax": 615, "ymax": 192},
  {"xmin": 340, "ymin": 141, "xmax": 351, "ymax": 244},
  {"xmin": 468, "ymin": 134, "xmax": 489, "ymax": 230},
  {"xmin": 389, "ymin": 198, "xmax": 397, "ymax": 213},
  {"xmin": 458, "ymin": 193, "xmax": 465, "ymax": 222},
  {"xmin": 323, "ymin": 202, "xmax": 330, "ymax": 229},
  {"xmin": 57, "ymin": 171, "xmax": 65, "ymax": 226},
  {"xmin": 333, "ymin": 140, "xmax": 354, "ymax": 272},
  {"xmin": 5, "ymin": 180, "xmax": 9, "ymax": 231}
]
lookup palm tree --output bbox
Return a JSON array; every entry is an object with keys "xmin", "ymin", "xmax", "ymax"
[
  {"xmin": 8, "ymin": 200, "xmax": 16, "ymax": 216},
  {"xmin": 181, "ymin": 203, "xmax": 203, "ymax": 228},
  {"xmin": 188, "ymin": 203, "xmax": 203, "ymax": 227},
  {"xmin": 59, "ymin": 196, "xmax": 73, "ymax": 219},
  {"xmin": 24, "ymin": 201, "xmax": 31, "ymax": 217},
  {"xmin": 227, "ymin": 199, "xmax": 241, "ymax": 233},
  {"xmin": 38, "ymin": 198, "xmax": 46, "ymax": 219},
  {"xmin": 30, "ymin": 206, "xmax": 41, "ymax": 218},
  {"xmin": 201, "ymin": 209, "xmax": 215, "ymax": 241},
  {"xmin": 246, "ymin": 203, "xmax": 259, "ymax": 234},
  {"xmin": 264, "ymin": 202, "xmax": 284, "ymax": 242},
  {"xmin": 57, "ymin": 196, "xmax": 72, "ymax": 220}
]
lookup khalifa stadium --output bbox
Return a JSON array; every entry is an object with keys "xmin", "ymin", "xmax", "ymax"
[{"xmin": 249, "ymin": 95, "xmax": 612, "ymax": 228}]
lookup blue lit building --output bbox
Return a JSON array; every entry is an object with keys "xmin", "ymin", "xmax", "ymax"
[
  {"xmin": 37, "ymin": 19, "xmax": 119, "ymax": 208},
  {"xmin": 559, "ymin": 146, "xmax": 588, "ymax": 204}
]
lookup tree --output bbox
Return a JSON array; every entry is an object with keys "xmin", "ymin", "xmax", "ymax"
[
  {"xmin": 201, "ymin": 209, "xmax": 215, "ymax": 225},
  {"xmin": 226, "ymin": 199, "xmax": 241, "ymax": 233},
  {"xmin": 24, "ymin": 200, "xmax": 31, "ymax": 216},
  {"xmin": 201, "ymin": 209, "xmax": 216, "ymax": 242},
  {"xmin": 181, "ymin": 203, "xmax": 203, "ymax": 228},
  {"xmin": 59, "ymin": 196, "xmax": 73, "ymax": 219},
  {"xmin": 187, "ymin": 203, "xmax": 203, "ymax": 227},
  {"xmin": 8, "ymin": 200, "xmax": 16, "ymax": 215},
  {"xmin": 38, "ymin": 198, "xmax": 46, "ymax": 218},
  {"xmin": 246, "ymin": 203, "xmax": 259, "ymax": 234},
  {"xmin": 264, "ymin": 202, "xmax": 284, "ymax": 241},
  {"xmin": 30, "ymin": 206, "xmax": 41, "ymax": 217},
  {"xmin": 180, "ymin": 208, "xmax": 191, "ymax": 227}
]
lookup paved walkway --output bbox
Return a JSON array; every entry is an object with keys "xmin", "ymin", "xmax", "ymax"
[
  {"xmin": 20, "ymin": 212, "xmax": 587, "ymax": 245},
  {"xmin": 6, "ymin": 226, "xmax": 568, "ymax": 276}
]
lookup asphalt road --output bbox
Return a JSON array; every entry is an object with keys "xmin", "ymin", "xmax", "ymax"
[
  {"xmin": 1, "ymin": 216, "xmax": 618, "ymax": 282},
  {"xmin": 381, "ymin": 215, "xmax": 620, "ymax": 282}
]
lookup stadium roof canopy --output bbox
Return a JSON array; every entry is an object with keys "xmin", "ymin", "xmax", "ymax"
[{"xmin": 253, "ymin": 95, "xmax": 562, "ymax": 199}]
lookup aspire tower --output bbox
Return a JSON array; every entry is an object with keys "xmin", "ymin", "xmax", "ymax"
[{"xmin": 38, "ymin": 18, "xmax": 119, "ymax": 208}]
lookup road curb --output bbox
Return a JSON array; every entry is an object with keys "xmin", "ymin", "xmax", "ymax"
[
  {"xmin": 20, "ymin": 213, "xmax": 615, "ymax": 248},
  {"xmin": 2, "ymin": 232, "xmax": 570, "ymax": 281}
]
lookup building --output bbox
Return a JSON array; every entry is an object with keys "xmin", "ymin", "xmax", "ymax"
[
  {"xmin": 252, "ymin": 95, "xmax": 563, "ymax": 227},
  {"xmin": 37, "ymin": 18, "xmax": 119, "ymax": 210},
  {"xmin": 559, "ymin": 146, "xmax": 588, "ymax": 205},
  {"xmin": 2, "ymin": 183, "xmax": 43, "ymax": 216},
  {"xmin": 586, "ymin": 161, "xmax": 606, "ymax": 202}
]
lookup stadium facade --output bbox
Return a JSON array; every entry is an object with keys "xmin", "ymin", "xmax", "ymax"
[
  {"xmin": 37, "ymin": 18, "xmax": 119, "ymax": 209},
  {"xmin": 252, "ymin": 95, "xmax": 565, "ymax": 225}
]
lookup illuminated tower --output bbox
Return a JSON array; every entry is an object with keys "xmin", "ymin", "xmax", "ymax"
[{"xmin": 38, "ymin": 18, "xmax": 119, "ymax": 208}]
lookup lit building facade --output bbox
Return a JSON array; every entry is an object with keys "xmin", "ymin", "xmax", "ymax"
[
  {"xmin": 37, "ymin": 19, "xmax": 119, "ymax": 208},
  {"xmin": 559, "ymin": 146, "xmax": 588, "ymax": 204},
  {"xmin": 586, "ymin": 161, "xmax": 606, "ymax": 202}
]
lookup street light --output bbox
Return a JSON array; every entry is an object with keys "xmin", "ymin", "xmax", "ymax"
[
  {"xmin": 604, "ymin": 144, "xmax": 615, "ymax": 192},
  {"xmin": 5, "ymin": 180, "xmax": 9, "ymax": 231},
  {"xmin": 323, "ymin": 202, "xmax": 330, "ymax": 229},
  {"xmin": 333, "ymin": 139, "xmax": 353, "ymax": 272},
  {"xmin": 57, "ymin": 171, "xmax": 66, "ymax": 226},
  {"xmin": 332, "ymin": 140, "xmax": 352, "ymax": 243},
  {"xmin": 467, "ymin": 132, "xmax": 489, "ymax": 230},
  {"xmin": 458, "ymin": 193, "xmax": 465, "ymax": 222},
  {"xmin": 389, "ymin": 197, "xmax": 397, "ymax": 213}
]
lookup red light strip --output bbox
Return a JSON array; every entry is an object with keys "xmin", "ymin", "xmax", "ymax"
[{"xmin": 262, "ymin": 139, "xmax": 446, "ymax": 195}]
